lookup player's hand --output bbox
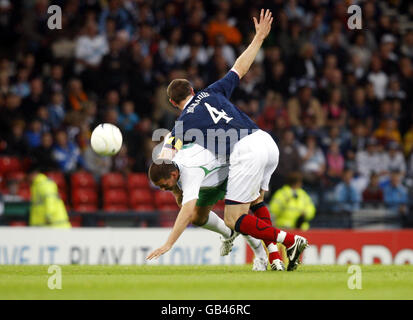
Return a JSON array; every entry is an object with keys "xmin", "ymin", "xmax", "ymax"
[
  {"xmin": 146, "ymin": 243, "xmax": 172, "ymax": 260},
  {"xmin": 253, "ymin": 9, "xmax": 273, "ymax": 41}
]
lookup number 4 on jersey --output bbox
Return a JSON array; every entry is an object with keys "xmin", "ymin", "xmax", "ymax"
[{"xmin": 205, "ymin": 103, "xmax": 233, "ymax": 124}]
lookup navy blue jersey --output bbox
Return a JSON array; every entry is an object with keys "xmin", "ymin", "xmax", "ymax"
[{"xmin": 167, "ymin": 70, "xmax": 259, "ymax": 158}]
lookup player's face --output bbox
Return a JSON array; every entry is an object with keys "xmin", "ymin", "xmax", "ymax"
[{"xmin": 155, "ymin": 175, "xmax": 177, "ymax": 191}]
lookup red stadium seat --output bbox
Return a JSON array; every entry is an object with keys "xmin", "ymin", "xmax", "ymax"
[
  {"xmin": 46, "ymin": 171, "xmax": 67, "ymax": 191},
  {"xmin": 0, "ymin": 157, "xmax": 21, "ymax": 174},
  {"xmin": 131, "ymin": 204, "xmax": 155, "ymax": 211},
  {"xmin": 103, "ymin": 204, "xmax": 128, "ymax": 212},
  {"xmin": 154, "ymin": 191, "xmax": 177, "ymax": 208},
  {"xmin": 128, "ymin": 173, "xmax": 150, "ymax": 190},
  {"xmin": 71, "ymin": 172, "xmax": 97, "ymax": 189},
  {"xmin": 59, "ymin": 189, "xmax": 68, "ymax": 205},
  {"xmin": 72, "ymin": 189, "xmax": 98, "ymax": 206},
  {"xmin": 72, "ymin": 204, "xmax": 98, "ymax": 212},
  {"xmin": 129, "ymin": 189, "xmax": 153, "ymax": 207},
  {"xmin": 9, "ymin": 221, "xmax": 27, "ymax": 227},
  {"xmin": 69, "ymin": 216, "xmax": 82, "ymax": 227},
  {"xmin": 157, "ymin": 203, "xmax": 180, "ymax": 212},
  {"xmin": 6, "ymin": 171, "xmax": 26, "ymax": 182},
  {"xmin": 103, "ymin": 189, "xmax": 128, "ymax": 206},
  {"xmin": 17, "ymin": 187, "xmax": 31, "ymax": 201},
  {"xmin": 102, "ymin": 173, "xmax": 126, "ymax": 190}
]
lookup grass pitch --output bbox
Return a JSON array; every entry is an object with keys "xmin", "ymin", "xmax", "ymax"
[{"xmin": 0, "ymin": 265, "xmax": 412, "ymax": 300}]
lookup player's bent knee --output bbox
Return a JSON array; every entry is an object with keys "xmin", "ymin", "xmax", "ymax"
[{"xmin": 191, "ymin": 214, "xmax": 208, "ymax": 226}]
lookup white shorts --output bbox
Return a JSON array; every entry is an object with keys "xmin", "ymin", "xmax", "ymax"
[{"xmin": 225, "ymin": 130, "xmax": 279, "ymax": 203}]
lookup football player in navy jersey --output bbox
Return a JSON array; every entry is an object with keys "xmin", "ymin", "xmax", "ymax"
[{"xmin": 148, "ymin": 9, "xmax": 308, "ymax": 271}]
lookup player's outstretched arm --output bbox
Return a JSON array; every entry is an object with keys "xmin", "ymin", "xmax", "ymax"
[
  {"xmin": 146, "ymin": 199, "xmax": 197, "ymax": 260},
  {"xmin": 232, "ymin": 9, "xmax": 273, "ymax": 79}
]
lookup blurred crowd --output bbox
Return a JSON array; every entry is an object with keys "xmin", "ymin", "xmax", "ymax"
[{"xmin": 0, "ymin": 0, "xmax": 413, "ymax": 218}]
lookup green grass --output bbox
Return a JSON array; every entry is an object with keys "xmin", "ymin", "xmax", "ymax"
[{"xmin": 0, "ymin": 265, "xmax": 412, "ymax": 300}]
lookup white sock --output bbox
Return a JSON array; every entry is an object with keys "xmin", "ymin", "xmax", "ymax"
[
  {"xmin": 243, "ymin": 235, "xmax": 267, "ymax": 260},
  {"xmin": 201, "ymin": 211, "xmax": 232, "ymax": 238},
  {"xmin": 267, "ymin": 243, "xmax": 279, "ymax": 254}
]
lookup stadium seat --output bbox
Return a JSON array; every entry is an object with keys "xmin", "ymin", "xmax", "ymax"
[
  {"xmin": 72, "ymin": 204, "xmax": 98, "ymax": 213},
  {"xmin": 154, "ymin": 191, "xmax": 177, "ymax": 208},
  {"xmin": 129, "ymin": 189, "xmax": 153, "ymax": 207},
  {"xmin": 72, "ymin": 189, "xmax": 98, "ymax": 206},
  {"xmin": 157, "ymin": 203, "xmax": 179, "ymax": 212},
  {"xmin": 102, "ymin": 173, "xmax": 126, "ymax": 190},
  {"xmin": 69, "ymin": 216, "xmax": 82, "ymax": 227},
  {"xmin": 103, "ymin": 204, "xmax": 128, "ymax": 212},
  {"xmin": 0, "ymin": 157, "xmax": 21, "ymax": 174},
  {"xmin": 6, "ymin": 171, "xmax": 26, "ymax": 182},
  {"xmin": 71, "ymin": 172, "xmax": 97, "ymax": 189},
  {"xmin": 17, "ymin": 187, "xmax": 31, "ymax": 201},
  {"xmin": 59, "ymin": 189, "xmax": 68, "ymax": 205},
  {"xmin": 9, "ymin": 221, "xmax": 27, "ymax": 227},
  {"xmin": 46, "ymin": 171, "xmax": 67, "ymax": 191},
  {"xmin": 127, "ymin": 173, "xmax": 150, "ymax": 190},
  {"xmin": 131, "ymin": 204, "xmax": 155, "ymax": 212},
  {"xmin": 103, "ymin": 189, "xmax": 128, "ymax": 206}
]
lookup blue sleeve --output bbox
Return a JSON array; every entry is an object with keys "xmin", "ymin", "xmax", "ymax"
[{"xmin": 206, "ymin": 70, "xmax": 240, "ymax": 99}]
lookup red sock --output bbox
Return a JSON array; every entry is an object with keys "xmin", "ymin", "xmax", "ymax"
[
  {"xmin": 235, "ymin": 214, "xmax": 296, "ymax": 247},
  {"xmin": 250, "ymin": 202, "xmax": 278, "ymax": 248},
  {"xmin": 269, "ymin": 251, "xmax": 282, "ymax": 262}
]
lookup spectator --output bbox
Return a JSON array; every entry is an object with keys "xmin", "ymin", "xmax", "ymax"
[
  {"xmin": 67, "ymin": 78, "xmax": 89, "ymax": 111},
  {"xmin": 382, "ymin": 170, "xmax": 408, "ymax": 216},
  {"xmin": 47, "ymin": 92, "xmax": 66, "ymax": 129},
  {"xmin": 356, "ymin": 137, "xmax": 386, "ymax": 180},
  {"xmin": 74, "ymin": 21, "xmax": 109, "ymax": 90},
  {"xmin": 52, "ymin": 130, "xmax": 84, "ymax": 174},
  {"xmin": 269, "ymin": 172, "xmax": 316, "ymax": 231},
  {"xmin": 98, "ymin": 0, "xmax": 134, "ymax": 37},
  {"xmin": 362, "ymin": 173, "xmax": 384, "ymax": 208},
  {"xmin": 367, "ymin": 55, "xmax": 388, "ymax": 100},
  {"xmin": 24, "ymin": 119, "xmax": 43, "ymax": 149},
  {"xmin": 334, "ymin": 168, "xmax": 361, "ymax": 213},
  {"xmin": 118, "ymin": 100, "xmax": 139, "ymax": 132},
  {"xmin": 3, "ymin": 119, "xmax": 28, "ymax": 157},
  {"xmin": 21, "ymin": 78, "xmax": 47, "ymax": 120},
  {"xmin": 287, "ymin": 83, "xmax": 324, "ymax": 130},
  {"xmin": 206, "ymin": 10, "xmax": 241, "ymax": 47},
  {"xmin": 323, "ymin": 88, "xmax": 347, "ymax": 128},
  {"xmin": 382, "ymin": 141, "xmax": 406, "ymax": 180},
  {"xmin": 374, "ymin": 117, "xmax": 402, "ymax": 146},
  {"xmin": 348, "ymin": 87, "xmax": 373, "ymax": 130},
  {"xmin": 298, "ymin": 134, "xmax": 326, "ymax": 186},
  {"xmin": 326, "ymin": 141, "xmax": 345, "ymax": 184},
  {"xmin": 11, "ymin": 67, "xmax": 31, "ymax": 98},
  {"xmin": 31, "ymin": 132, "xmax": 58, "ymax": 171},
  {"xmin": 83, "ymin": 144, "xmax": 112, "ymax": 181}
]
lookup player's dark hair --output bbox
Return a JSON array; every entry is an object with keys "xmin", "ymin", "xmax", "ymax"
[
  {"xmin": 148, "ymin": 162, "xmax": 178, "ymax": 183},
  {"xmin": 167, "ymin": 79, "xmax": 192, "ymax": 104}
]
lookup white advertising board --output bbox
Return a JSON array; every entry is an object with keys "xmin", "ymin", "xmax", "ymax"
[{"xmin": 0, "ymin": 227, "xmax": 246, "ymax": 265}]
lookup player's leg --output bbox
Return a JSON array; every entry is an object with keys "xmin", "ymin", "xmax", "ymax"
[
  {"xmin": 224, "ymin": 130, "xmax": 307, "ymax": 270},
  {"xmin": 192, "ymin": 205, "xmax": 231, "ymax": 238},
  {"xmin": 242, "ymin": 235, "xmax": 269, "ymax": 271},
  {"xmin": 250, "ymin": 191, "xmax": 283, "ymax": 270}
]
